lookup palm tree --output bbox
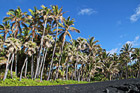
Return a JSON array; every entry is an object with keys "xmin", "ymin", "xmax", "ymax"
[
  {"xmin": 0, "ymin": 21, "xmax": 11, "ymax": 41},
  {"xmin": 3, "ymin": 7, "xmax": 27, "ymax": 37},
  {"xmin": 34, "ymin": 5, "xmax": 52, "ymax": 79},
  {"xmin": 39, "ymin": 35, "xmax": 54, "ymax": 81},
  {"xmin": 27, "ymin": 7, "xmax": 42, "ymax": 79},
  {"xmin": 120, "ymin": 43, "xmax": 132, "ymax": 79},
  {"xmin": 84, "ymin": 37, "xmax": 100, "ymax": 81},
  {"xmin": 3, "ymin": 38, "xmax": 21, "ymax": 81},
  {"xmin": 63, "ymin": 43, "xmax": 74, "ymax": 80},
  {"xmin": 73, "ymin": 37, "xmax": 87, "ymax": 80},
  {"xmin": 55, "ymin": 17, "xmax": 80, "ymax": 79},
  {"xmin": 47, "ymin": 5, "xmax": 65, "ymax": 81},
  {"xmin": 20, "ymin": 41, "xmax": 37, "ymax": 81},
  {"xmin": 131, "ymin": 48, "xmax": 140, "ymax": 78},
  {"xmin": 100, "ymin": 58, "xmax": 119, "ymax": 80}
]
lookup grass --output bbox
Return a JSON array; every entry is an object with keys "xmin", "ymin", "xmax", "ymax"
[
  {"xmin": 0, "ymin": 78, "xmax": 89, "ymax": 86},
  {"xmin": 0, "ymin": 71, "xmax": 89, "ymax": 86}
]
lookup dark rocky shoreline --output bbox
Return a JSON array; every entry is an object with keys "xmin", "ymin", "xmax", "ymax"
[{"xmin": 0, "ymin": 78, "xmax": 140, "ymax": 93}]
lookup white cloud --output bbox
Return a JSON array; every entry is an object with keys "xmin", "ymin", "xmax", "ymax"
[
  {"xmin": 126, "ymin": 36, "xmax": 140, "ymax": 46},
  {"xmin": 130, "ymin": 5, "xmax": 140, "ymax": 22},
  {"xmin": 78, "ymin": 8, "xmax": 97, "ymax": 15},
  {"xmin": 107, "ymin": 48, "xmax": 118, "ymax": 54}
]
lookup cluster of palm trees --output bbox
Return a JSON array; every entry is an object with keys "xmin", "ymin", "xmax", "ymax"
[{"xmin": 0, "ymin": 5, "xmax": 140, "ymax": 82}]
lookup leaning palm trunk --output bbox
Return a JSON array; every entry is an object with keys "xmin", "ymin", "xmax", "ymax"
[
  {"xmin": 24, "ymin": 60, "xmax": 28, "ymax": 78},
  {"xmin": 74, "ymin": 52, "xmax": 78, "ymax": 80},
  {"xmin": 40, "ymin": 49, "xmax": 48, "ymax": 81},
  {"xmin": 78, "ymin": 69, "xmax": 81, "ymax": 82},
  {"xmin": 66, "ymin": 62, "xmax": 69, "ymax": 80},
  {"xmin": 10, "ymin": 53, "xmax": 15, "ymax": 79},
  {"xmin": 31, "ymin": 37, "xmax": 34, "ymax": 79},
  {"xmin": 15, "ymin": 54, "xmax": 18, "ymax": 76},
  {"xmin": 20, "ymin": 56, "xmax": 28, "ymax": 81},
  {"xmin": 31, "ymin": 55, "xmax": 34, "ymax": 79},
  {"xmin": 34, "ymin": 20, "xmax": 47, "ymax": 79},
  {"xmin": 3, "ymin": 53, "xmax": 11, "ymax": 81},
  {"xmin": 137, "ymin": 62, "xmax": 140, "ymax": 78},
  {"xmin": 56, "ymin": 40, "xmax": 65, "ymax": 79},
  {"xmin": 126, "ymin": 63, "xmax": 128, "ymax": 79},
  {"xmin": 38, "ymin": 48, "xmax": 46, "ymax": 76},
  {"xmin": 47, "ymin": 24, "xmax": 58, "ymax": 81}
]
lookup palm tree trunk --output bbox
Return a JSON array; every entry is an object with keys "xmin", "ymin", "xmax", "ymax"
[
  {"xmin": 15, "ymin": 54, "xmax": 18, "ymax": 76},
  {"xmin": 74, "ymin": 52, "xmax": 78, "ymax": 80},
  {"xmin": 78, "ymin": 69, "xmax": 81, "ymax": 82},
  {"xmin": 66, "ymin": 62, "xmax": 69, "ymax": 80},
  {"xmin": 31, "ymin": 55, "xmax": 34, "ymax": 79},
  {"xmin": 3, "ymin": 53, "xmax": 11, "ymax": 81},
  {"xmin": 34, "ymin": 20, "xmax": 47, "ymax": 79},
  {"xmin": 126, "ymin": 63, "xmax": 128, "ymax": 79},
  {"xmin": 20, "ymin": 56, "xmax": 28, "ymax": 81},
  {"xmin": 10, "ymin": 53, "xmax": 15, "ymax": 79},
  {"xmin": 47, "ymin": 24, "xmax": 58, "ymax": 81},
  {"xmin": 56, "ymin": 40, "xmax": 65, "ymax": 79},
  {"xmin": 40, "ymin": 49, "xmax": 48, "ymax": 81},
  {"xmin": 25, "ymin": 60, "xmax": 28, "ymax": 78},
  {"xmin": 38, "ymin": 48, "xmax": 45, "ymax": 76},
  {"xmin": 31, "ymin": 36, "xmax": 34, "ymax": 79},
  {"xmin": 109, "ymin": 74, "xmax": 112, "ymax": 81}
]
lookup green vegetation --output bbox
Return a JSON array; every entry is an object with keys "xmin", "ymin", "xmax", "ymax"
[
  {"xmin": 0, "ymin": 5, "xmax": 140, "ymax": 86},
  {"xmin": 0, "ymin": 78, "xmax": 88, "ymax": 86}
]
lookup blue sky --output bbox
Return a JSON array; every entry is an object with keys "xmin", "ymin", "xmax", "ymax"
[{"xmin": 0, "ymin": 0, "xmax": 140, "ymax": 54}]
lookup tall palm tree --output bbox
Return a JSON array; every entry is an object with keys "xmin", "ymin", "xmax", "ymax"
[
  {"xmin": 34, "ymin": 5, "xmax": 53, "ymax": 79},
  {"xmin": 27, "ymin": 7, "xmax": 42, "ymax": 79},
  {"xmin": 3, "ymin": 38, "xmax": 21, "ymax": 81},
  {"xmin": 131, "ymin": 48, "xmax": 140, "ymax": 78},
  {"xmin": 3, "ymin": 7, "xmax": 27, "ymax": 37},
  {"xmin": 120, "ymin": 43, "xmax": 132, "ymax": 79},
  {"xmin": 20, "ymin": 41, "xmax": 37, "ymax": 81},
  {"xmin": 73, "ymin": 37, "xmax": 87, "ymax": 80},
  {"xmin": 40, "ymin": 35, "xmax": 54, "ymax": 81},
  {"xmin": 55, "ymin": 17, "xmax": 80, "ymax": 79},
  {"xmin": 47, "ymin": 5, "xmax": 65, "ymax": 81}
]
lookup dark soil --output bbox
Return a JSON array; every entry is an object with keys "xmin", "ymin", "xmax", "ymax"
[{"xmin": 0, "ymin": 78, "xmax": 140, "ymax": 93}]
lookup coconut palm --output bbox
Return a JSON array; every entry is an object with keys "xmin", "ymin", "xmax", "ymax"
[
  {"xmin": 131, "ymin": 48, "xmax": 140, "ymax": 78},
  {"xmin": 100, "ymin": 59, "xmax": 119, "ymax": 80},
  {"xmin": 55, "ymin": 17, "xmax": 80, "ymax": 79},
  {"xmin": 0, "ymin": 21, "xmax": 11, "ymax": 41},
  {"xmin": 3, "ymin": 38, "xmax": 21, "ymax": 81},
  {"xmin": 34, "ymin": 5, "xmax": 53, "ymax": 79},
  {"xmin": 120, "ymin": 43, "xmax": 132, "ymax": 79},
  {"xmin": 72, "ymin": 37, "xmax": 87, "ymax": 80},
  {"xmin": 84, "ymin": 37, "xmax": 100, "ymax": 81},
  {"xmin": 19, "ymin": 41, "xmax": 37, "ymax": 81},
  {"xmin": 39, "ymin": 35, "xmax": 54, "ymax": 81},
  {"xmin": 3, "ymin": 7, "xmax": 27, "ymax": 37},
  {"xmin": 47, "ymin": 5, "xmax": 65, "ymax": 81}
]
